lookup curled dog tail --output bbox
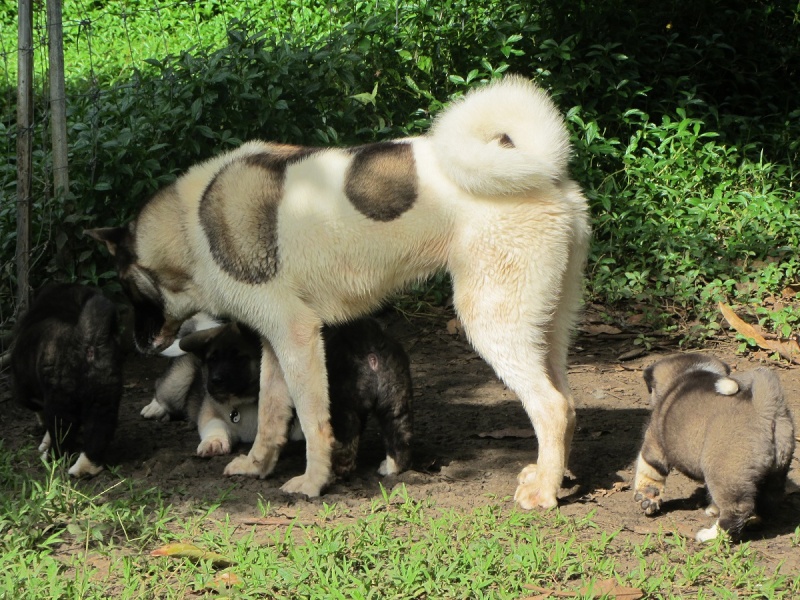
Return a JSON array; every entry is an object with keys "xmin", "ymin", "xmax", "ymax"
[
  {"xmin": 429, "ymin": 75, "xmax": 571, "ymax": 196},
  {"xmin": 737, "ymin": 368, "xmax": 796, "ymax": 469}
]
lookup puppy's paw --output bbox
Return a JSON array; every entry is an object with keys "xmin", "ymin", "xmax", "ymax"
[
  {"xmin": 68, "ymin": 452, "xmax": 104, "ymax": 478},
  {"xmin": 378, "ymin": 456, "xmax": 399, "ymax": 476},
  {"xmin": 281, "ymin": 473, "xmax": 326, "ymax": 498},
  {"xmin": 38, "ymin": 431, "xmax": 51, "ymax": 454},
  {"xmin": 705, "ymin": 502, "xmax": 720, "ymax": 517},
  {"xmin": 634, "ymin": 485, "xmax": 663, "ymax": 515},
  {"xmin": 197, "ymin": 436, "xmax": 231, "ymax": 457},
  {"xmin": 696, "ymin": 521, "xmax": 723, "ymax": 543},
  {"xmin": 223, "ymin": 453, "xmax": 273, "ymax": 478},
  {"xmin": 514, "ymin": 465, "xmax": 559, "ymax": 510},
  {"xmin": 141, "ymin": 398, "xmax": 168, "ymax": 420}
]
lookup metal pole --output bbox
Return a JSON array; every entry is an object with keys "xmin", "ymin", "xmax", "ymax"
[
  {"xmin": 16, "ymin": 0, "xmax": 33, "ymax": 316},
  {"xmin": 48, "ymin": 0, "xmax": 69, "ymax": 198}
]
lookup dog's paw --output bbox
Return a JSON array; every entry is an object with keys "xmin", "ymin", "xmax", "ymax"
[
  {"xmin": 223, "ymin": 453, "xmax": 272, "ymax": 478},
  {"xmin": 68, "ymin": 452, "xmax": 104, "ymax": 478},
  {"xmin": 281, "ymin": 474, "xmax": 325, "ymax": 498},
  {"xmin": 141, "ymin": 398, "xmax": 168, "ymax": 420},
  {"xmin": 516, "ymin": 463, "xmax": 539, "ymax": 486},
  {"xmin": 197, "ymin": 436, "xmax": 231, "ymax": 457},
  {"xmin": 514, "ymin": 465, "xmax": 559, "ymax": 509},
  {"xmin": 705, "ymin": 502, "xmax": 720, "ymax": 517},
  {"xmin": 634, "ymin": 485, "xmax": 663, "ymax": 515}
]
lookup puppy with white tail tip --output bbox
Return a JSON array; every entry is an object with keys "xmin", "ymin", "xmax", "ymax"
[
  {"xmin": 10, "ymin": 283, "xmax": 123, "ymax": 478},
  {"xmin": 633, "ymin": 353, "xmax": 795, "ymax": 542}
]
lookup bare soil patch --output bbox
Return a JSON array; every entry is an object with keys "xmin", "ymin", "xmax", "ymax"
[{"xmin": 2, "ymin": 307, "xmax": 799, "ymax": 573}]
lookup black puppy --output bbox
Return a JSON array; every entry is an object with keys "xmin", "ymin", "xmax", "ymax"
[
  {"xmin": 10, "ymin": 283, "xmax": 123, "ymax": 477},
  {"xmin": 180, "ymin": 318, "xmax": 414, "ymax": 477}
]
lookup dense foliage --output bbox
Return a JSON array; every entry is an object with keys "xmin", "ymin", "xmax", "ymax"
[{"xmin": 1, "ymin": 0, "xmax": 798, "ymax": 339}]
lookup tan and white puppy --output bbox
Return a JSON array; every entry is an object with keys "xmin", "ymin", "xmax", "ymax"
[
  {"xmin": 634, "ymin": 353, "xmax": 795, "ymax": 542},
  {"xmin": 86, "ymin": 75, "xmax": 591, "ymax": 508},
  {"xmin": 140, "ymin": 313, "xmax": 222, "ymax": 421}
]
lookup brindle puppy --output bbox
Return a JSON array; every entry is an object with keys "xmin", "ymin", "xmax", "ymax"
[{"xmin": 11, "ymin": 283, "xmax": 123, "ymax": 477}]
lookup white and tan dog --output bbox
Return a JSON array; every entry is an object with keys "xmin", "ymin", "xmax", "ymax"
[{"xmin": 87, "ymin": 75, "xmax": 591, "ymax": 508}]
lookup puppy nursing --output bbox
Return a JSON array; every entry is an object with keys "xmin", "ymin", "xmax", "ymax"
[
  {"xmin": 155, "ymin": 318, "xmax": 414, "ymax": 477},
  {"xmin": 634, "ymin": 354, "xmax": 795, "ymax": 541}
]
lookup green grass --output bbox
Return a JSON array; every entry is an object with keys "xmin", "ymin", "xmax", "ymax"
[{"xmin": 1, "ymin": 443, "xmax": 798, "ymax": 598}]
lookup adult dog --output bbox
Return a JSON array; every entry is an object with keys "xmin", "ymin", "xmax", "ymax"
[{"xmin": 87, "ymin": 75, "xmax": 590, "ymax": 508}]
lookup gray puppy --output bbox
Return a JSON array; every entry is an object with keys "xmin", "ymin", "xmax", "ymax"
[{"xmin": 633, "ymin": 353, "xmax": 795, "ymax": 542}]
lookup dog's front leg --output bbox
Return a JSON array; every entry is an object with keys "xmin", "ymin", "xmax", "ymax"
[
  {"xmin": 278, "ymin": 323, "xmax": 335, "ymax": 497},
  {"xmin": 223, "ymin": 341, "xmax": 292, "ymax": 478}
]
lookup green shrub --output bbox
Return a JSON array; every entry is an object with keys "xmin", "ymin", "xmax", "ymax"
[{"xmin": 1, "ymin": 0, "xmax": 798, "ymax": 340}]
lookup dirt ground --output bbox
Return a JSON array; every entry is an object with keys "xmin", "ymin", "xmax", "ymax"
[{"xmin": 2, "ymin": 306, "xmax": 799, "ymax": 575}]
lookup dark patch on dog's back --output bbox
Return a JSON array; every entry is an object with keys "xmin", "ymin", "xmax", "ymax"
[
  {"xmin": 199, "ymin": 147, "xmax": 320, "ymax": 284},
  {"xmin": 345, "ymin": 142, "xmax": 417, "ymax": 222}
]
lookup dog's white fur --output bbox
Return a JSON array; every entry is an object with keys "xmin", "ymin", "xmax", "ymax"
[{"xmin": 94, "ymin": 76, "xmax": 591, "ymax": 507}]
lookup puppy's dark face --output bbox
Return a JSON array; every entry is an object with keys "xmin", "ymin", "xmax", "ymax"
[{"xmin": 180, "ymin": 324, "xmax": 261, "ymax": 401}]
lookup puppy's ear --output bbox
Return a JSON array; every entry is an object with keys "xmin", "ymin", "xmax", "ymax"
[
  {"xmin": 179, "ymin": 325, "xmax": 227, "ymax": 355},
  {"xmin": 85, "ymin": 227, "xmax": 127, "ymax": 256}
]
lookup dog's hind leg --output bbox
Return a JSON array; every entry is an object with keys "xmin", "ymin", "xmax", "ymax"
[
  {"xmin": 450, "ymin": 207, "xmax": 589, "ymax": 509},
  {"xmin": 451, "ymin": 276, "xmax": 575, "ymax": 509},
  {"xmin": 633, "ymin": 431, "xmax": 670, "ymax": 516},
  {"xmin": 699, "ymin": 470, "xmax": 757, "ymax": 542}
]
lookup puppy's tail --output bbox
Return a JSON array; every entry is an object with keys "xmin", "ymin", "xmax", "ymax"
[
  {"xmin": 737, "ymin": 368, "xmax": 796, "ymax": 470},
  {"xmin": 428, "ymin": 75, "xmax": 572, "ymax": 196}
]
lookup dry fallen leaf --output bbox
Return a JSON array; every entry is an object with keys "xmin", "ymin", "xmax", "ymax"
[
  {"xmin": 719, "ymin": 302, "xmax": 800, "ymax": 364},
  {"xmin": 150, "ymin": 542, "xmax": 235, "ymax": 568},
  {"xmin": 212, "ymin": 571, "xmax": 242, "ymax": 586}
]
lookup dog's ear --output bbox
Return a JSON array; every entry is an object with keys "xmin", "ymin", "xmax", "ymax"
[
  {"xmin": 179, "ymin": 325, "xmax": 227, "ymax": 355},
  {"xmin": 85, "ymin": 227, "xmax": 127, "ymax": 256}
]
